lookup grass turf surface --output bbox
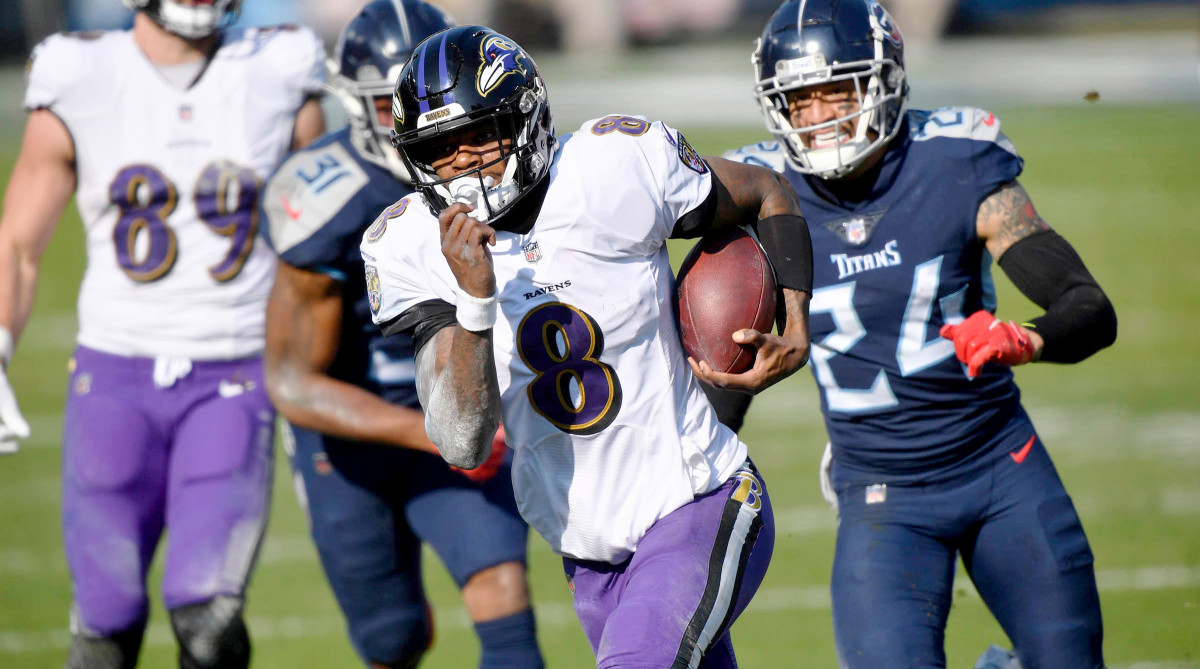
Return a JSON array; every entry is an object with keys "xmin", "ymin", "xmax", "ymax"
[{"xmin": 1, "ymin": 104, "xmax": 1197, "ymax": 667}]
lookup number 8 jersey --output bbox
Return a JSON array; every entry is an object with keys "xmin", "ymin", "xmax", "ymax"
[
  {"xmin": 365, "ymin": 117, "xmax": 747, "ymax": 563},
  {"xmin": 23, "ymin": 26, "xmax": 324, "ymax": 359}
]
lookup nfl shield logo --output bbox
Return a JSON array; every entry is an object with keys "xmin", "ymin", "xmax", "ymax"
[
  {"xmin": 522, "ymin": 241, "xmax": 542, "ymax": 263},
  {"xmin": 865, "ymin": 483, "xmax": 887, "ymax": 504},
  {"xmin": 179, "ymin": 105, "xmax": 192, "ymax": 121},
  {"xmin": 846, "ymin": 218, "xmax": 866, "ymax": 244}
]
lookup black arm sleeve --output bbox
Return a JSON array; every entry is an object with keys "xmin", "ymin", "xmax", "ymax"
[
  {"xmin": 379, "ymin": 298, "xmax": 457, "ymax": 356},
  {"xmin": 997, "ymin": 229, "xmax": 1117, "ymax": 363},
  {"xmin": 753, "ymin": 214, "xmax": 813, "ymax": 294}
]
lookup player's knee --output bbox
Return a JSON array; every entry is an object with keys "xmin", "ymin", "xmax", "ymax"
[
  {"xmin": 168, "ymin": 595, "xmax": 250, "ymax": 669},
  {"xmin": 351, "ymin": 609, "xmax": 432, "ymax": 669},
  {"xmin": 462, "ymin": 561, "xmax": 531, "ymax": 617},
  {"xmin": 64, "ymin": 625, "xmax": 145, "ymax": 669}
]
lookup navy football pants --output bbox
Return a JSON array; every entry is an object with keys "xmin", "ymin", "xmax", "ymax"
[
  {"xmin": 284, "ymin": 422, "xmax": 530, "ymax": 666},
  {"xmin": 830, "ymin": 435, "xmax": 1104, "ymax": 669}
]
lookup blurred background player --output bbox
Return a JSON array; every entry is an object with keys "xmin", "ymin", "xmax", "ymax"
[
  {"xmin": 0, "ymin": 0, "xmax": 325, "ymax": 667},
  {"xmin": 724, "ymin": 0, "xmax": 1116, "ymax": 667},
  {"xmin": 258, "ymin": 3, "xmax": 543, "ymax": 668},
  {"xmin": 369, "ymin": 25, "xmax": 812, "ymax": 668}
]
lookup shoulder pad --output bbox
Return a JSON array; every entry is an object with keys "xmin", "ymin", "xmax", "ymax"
[
  {"xmin": 722, "ymin": 141, "xmax": 786, "ymax": 172},
  {"xmin": 24, "ymin": 31, "xmax": 115, "ymax": 110},
  {"xmin": 581, "ymin": 114, "xmax": 654, "ymax": 138},
  {"xmin": 263, "ymin": 142, "xmax": 371, "ymax": 254},
  {"xmin": 362, "ymin": 196, "xmax": 419, "ymax": 246},
  {"xmin": 911, "ymin": 107, "xmax": 1019, "ymax": 158},
  {"xmin": 912, "ymin": 107, "xmax": 999, "ymax": 141}
]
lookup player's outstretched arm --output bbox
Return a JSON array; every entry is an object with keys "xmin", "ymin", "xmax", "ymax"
[
  {"xmin": 263, "ymin": 261, "xmax": 437, "ymax": 453},
  {"xmin": 414, "ymin": 202, "xmax": 502, "ymax": 470},
  {"xmin": 0, "ymin": 109, "xmax": 76, "ymax": 452},
  {"xmin": 947, "ymin": 180, "xmax": 1116, "ymax": 370}
]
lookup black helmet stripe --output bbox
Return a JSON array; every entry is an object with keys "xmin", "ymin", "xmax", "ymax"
[{"xmin": 415, "ymin": 31, "xmax": 457, "ymax": 113}]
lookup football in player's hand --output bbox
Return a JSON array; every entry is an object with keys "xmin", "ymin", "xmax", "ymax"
[{"xmin": 675, "ymin": 226, "xmax": 777, "ymax": 375}]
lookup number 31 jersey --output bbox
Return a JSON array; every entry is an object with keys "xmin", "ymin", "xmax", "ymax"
[
  {"xmin": 364, "ymin": 117, "xmax": 747, "ymax": 563},
  {"xmin": 24, "ymin": 26, "xmax": 325, "ymax": 360},
  {"xmin": 727, "ymin": 108, "xmax": 1025, "ymax": 482}
]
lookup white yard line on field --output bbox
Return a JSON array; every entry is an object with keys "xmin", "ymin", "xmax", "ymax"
[{"xmin": 1, "ymin": 565, "xmax": 1195, "ymax": 653}]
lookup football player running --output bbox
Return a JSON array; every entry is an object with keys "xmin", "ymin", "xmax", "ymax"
[
  {"xmin": 365, "ymin": 25, "xmax": 814, "ymax": 668},
  {"xmin": 259, "ymin": 2, "xmax": 543, "ymax": 668},
  {"xmin": 724, "ymin": 1, "xmax": 1116, "ymax": 667},
  {"xmin": 0, "ymin": 0, "xmax": 325, "ymax": 667}
]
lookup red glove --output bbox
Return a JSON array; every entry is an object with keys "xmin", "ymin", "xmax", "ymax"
[
  {"xmin": 939, "ymin": 311, "xmax": 1034, "ymax": 378},
  {"xmin": 450, "ymin": 424, "xmax": 508, "ymax": 483}
]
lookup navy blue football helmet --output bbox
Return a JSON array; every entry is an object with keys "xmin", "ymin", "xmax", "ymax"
[
  {"xmin": 753, "ymin": 0, "xmax": 908, "ymax": 179},
  {"xmin": 328, "ymin": 0, "xmax": 455, "ymax": 181},
  {"xmin": 121, "ymin": 0, "xmax": 241, "ymax": 38},
  {"xmin": 391, "ymin": 26, "xmax": 554, "ymax": 222}
]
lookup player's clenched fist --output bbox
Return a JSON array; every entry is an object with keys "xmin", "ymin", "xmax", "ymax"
[
  {"xmin": 438, "ymin": 202, "xmax": 497, "ymax": 298},
  {"xmin": 940, "ymin": 310, "xmax": 1034, "ymax": 378}
]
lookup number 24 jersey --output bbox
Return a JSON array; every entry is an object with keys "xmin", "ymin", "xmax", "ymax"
[{"xmin": 364, "ymin": 116, "xmax": 746, "ymax": 563}]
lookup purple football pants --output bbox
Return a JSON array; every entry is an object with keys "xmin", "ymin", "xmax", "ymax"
[
  {"xmin": 61, "ymin": 346, "xmax": 275, "ymax": 636},
  {"xmin": 564, "ymin": 461, "xmax": 774, "ymax": 669}
]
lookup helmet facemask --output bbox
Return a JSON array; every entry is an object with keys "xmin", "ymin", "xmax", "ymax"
[
  {"xmin": 327, "ymin": 63, "xmax": 413, "ymax": 182},
  {"xmin": 123, "ymin": 0, "xmax": 241, "ymax": 39},
  {"xmin": 755, "ymin": 54, "xmax": 906, "ymax": 179}
]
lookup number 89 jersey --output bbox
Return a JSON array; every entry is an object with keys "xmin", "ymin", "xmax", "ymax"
[
  {"xmin": 365, "ymin": 117, "xmax": 747, "ymax": 563},
  {"xmin": 24, "ymin": 26, "xmax": 324, "ymax": 359},
  {"xmin": 728, "ymin": 108, "xmax": 1026, "ymax": 482}
]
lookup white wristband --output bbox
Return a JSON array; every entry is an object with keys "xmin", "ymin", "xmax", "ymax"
[
  {"xmin": 0, "ymin": 327, "xmax": 13, "ymax": 368},
  {"xmin": 455, "ymin": 291, "xmax": 497, "ymax": 332}
]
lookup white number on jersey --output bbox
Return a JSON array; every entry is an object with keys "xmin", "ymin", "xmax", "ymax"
[{"xmin": 810, "ymin": 255, "xmax": 966, "ymax": 413}]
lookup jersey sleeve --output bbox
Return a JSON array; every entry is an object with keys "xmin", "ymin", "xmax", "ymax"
[
  {"xmin": 287, "ymin": 24, "xmax": 327, "ymax": 98},
  {"xmin": 576, "ymin": 116, "xmax": 714, "ymax": 249},
  {"xmin": 360, "ymin": 198, "xmax": 450, "ymax": 327},
  {"xmin": 964, "ymin": 108, "xmax": 1024, "ymax": 197},
  {"xmin": 643, "ymin": 120, "xmax": 715, "ymax": 245},
  {"xmin": 260, "ymin": 140, "xmax": 373, "ymax": 273},
  {"xmin": 24, "ymin": 33, "xmax": 88, "ymax": 111}
]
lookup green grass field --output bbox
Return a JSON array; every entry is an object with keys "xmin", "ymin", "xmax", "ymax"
[{"xmin": 1, "ymin": 104, "xmax": 1198, "ymax": 668}]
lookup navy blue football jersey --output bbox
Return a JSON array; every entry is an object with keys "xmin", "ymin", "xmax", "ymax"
[
  {"xmin": 260, "ymin": 128, "xmax": 417, "ymax": 406},
  {"xmin": 727, "ymin": 108, "xmax": 1026, "ymax": 480}
]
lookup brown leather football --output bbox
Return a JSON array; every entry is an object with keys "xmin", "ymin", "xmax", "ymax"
[{"xmin": 675, "ymin": 226, "xmax": 777, "ymax": 374}]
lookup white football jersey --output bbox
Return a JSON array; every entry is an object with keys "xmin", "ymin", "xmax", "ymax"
[
  {"xmin": 24, "ymin": 26, "xmax": 325, "ymax": 359},
  {"xmin": 364, "ymin": 116, "xmax": 748, "ymax": 563}
]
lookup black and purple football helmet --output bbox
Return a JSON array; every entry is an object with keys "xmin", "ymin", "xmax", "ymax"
[
  {"xmin": 329, "ymin": 0, "xmax": 455, "ymax": 182},
  {"xmin": 753, "ymin": 0, "xmax": 908, "ymax": 179},
  {"xmin": 391, "ymin": 26, "xmax": 555, "ymax": 222}
]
